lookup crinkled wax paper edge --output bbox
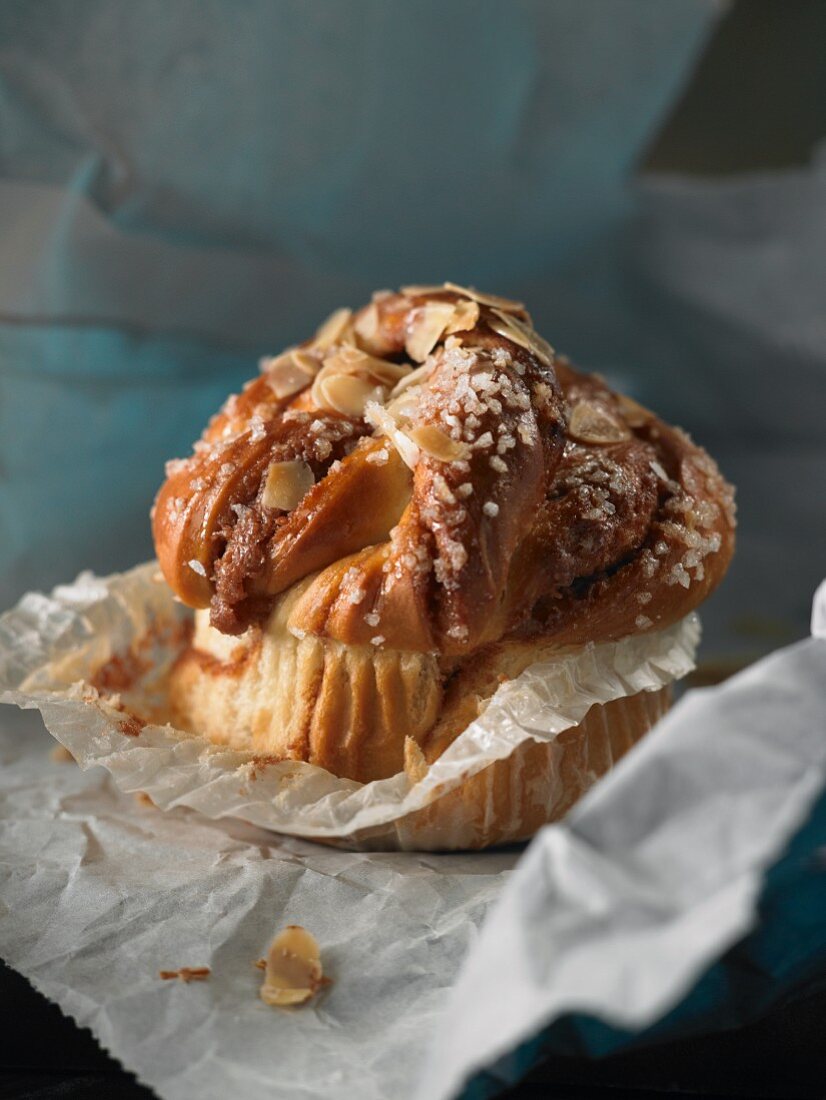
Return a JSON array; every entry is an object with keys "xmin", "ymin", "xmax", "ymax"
[
  {"xmin": 0, "ymin": 562, "xmax": 699, "ymax": 838},
  {"xmin": 415, "ymin": 619, "xmax": 826, "ymax": 1100}
]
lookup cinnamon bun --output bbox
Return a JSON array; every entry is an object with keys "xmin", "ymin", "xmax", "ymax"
[{"xmin": 152, "ymin": 284, "xmax": 735, "ymax": 846}]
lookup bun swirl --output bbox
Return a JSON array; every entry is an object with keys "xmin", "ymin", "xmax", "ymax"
[
  {"xmin": 154, "ymin": 285, "xmax": 734, "ymax": 813},
  {"xmin": 154, "ymin": 286, "xmax": 734, "ymax": 656}
]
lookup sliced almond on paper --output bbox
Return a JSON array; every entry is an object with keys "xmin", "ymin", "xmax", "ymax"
[
  {"xmin": 487, "ymin": 308, "xmax": 555, "ymax": 366},
  {"xmin": 260, "ymin": 925, "xmax": 325, "ymax": 1007},
  {"xmin": 406, "ymin": 424, "xmax": 471, "ymax": 462},
  {"xmin": 568, "ymin": 401, "xmax": 630, "ymax": 444},
  {"xmin": 405, "ymin": 301, "xmax": 457, "ymax": 362},
  {"xmin": 262, "ymin": 459, "xmax": 315, "ymax": 511}
]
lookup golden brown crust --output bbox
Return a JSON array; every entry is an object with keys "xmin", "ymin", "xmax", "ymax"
[
  {"xmin": 152, "ymin": 286, "xmax": 734, "ymax": 660},
  {"xmin": 332, "ymin": 687, "xmax": 673, "ymax": 850},
  {"xmin": 168, "ymin": 610, "xmax": 671, "ymax": 844},
  {"xmin": 168, "ymin": 592, "xmax": 673, "ymax": 790},
  {"xmin": 155, "ymin": 285, "xmax": 734, "ymax": 845},
  {"xmin": 528, "ymin": 365, "xmax": 734, "ymax": 646},
  {"xmin": 169, "ymin": 592, "xmax": 443, "ymax": 782}
]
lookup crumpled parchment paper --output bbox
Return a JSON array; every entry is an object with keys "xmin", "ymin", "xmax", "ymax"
[
  {"xmin": 0, "ymin": 562, "xmax": 698, "ymax": 848},
  {"xmin": 418, "ymin": 579, "xmax": 826, "ymax": 1099},
  {"xmin": 0, "ymin": 705, "xmax": 517, "ymax": 1100},
  {"xmin": 0, "ymin": 579, "xmax": 823, "ymax": 1100}
]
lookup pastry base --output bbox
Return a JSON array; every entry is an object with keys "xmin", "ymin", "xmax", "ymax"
[
  {"xmin": 381, "ymin": 685, "xmax": 671, "ymax": 850},
  {"xmin": 170, "ymin": 603, "xmax": 671, "ymax": 849},
  {"xmin": 169, "ymin": 596, "xmax": 442, "ymax": 783}
]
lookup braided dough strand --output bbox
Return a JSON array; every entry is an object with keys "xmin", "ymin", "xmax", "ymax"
[{"xmin": 152, "ymin": 287, "xmax": 734, "ymax": 657}]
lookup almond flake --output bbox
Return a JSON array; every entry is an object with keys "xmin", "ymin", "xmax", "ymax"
[
  {"xmin": 311, "ymin": 307, "xmax": 354, "ymax": 351},
  {"xmin": 616, "ymin": 393, "xmax": 652, "ymax": 427},
  {"xmin": 311, "ymin": 371, "xmax": 380, "ymax": 416},
  {"xmin": 322, "ymin": 346, "xmax": 409, "ymax": 388},
  {"xmin": 366, "ymin": 400, "xmax": 420, "ymax": 470},
  {"xmin": 353, "ymin": 300, "xmax": 381, "ymax": 348},
  {"xmin": 568, "ymin": 401, "xmax": 630, "ymax": 445},
  {"xmin": 293, "ymin": 349, "xmax": 320, "ymax": 373},
  {"xmin": 259, "ymin": 351, "xmax": 287, "ymax": 374},
  {"xmin": 406, "ymin": 424, "xmax": 471, "ymax": 462},
  {"xmin": 385, "ymin": 388, "xmax": 422, "ymax": 424},
  {"xmin": 262, "ymin": 459, "xmax": 315, "ymax": 511},
  {"xmin": 445, "ymin": 298, "xmax": 480, "ymax": 334},
  {"xmin": 260, "ymin": 925, "xmax": 325, "ymax": 1007},
  {"xmin": 264, "ymin": 350, "xmax": 319, "ymax": 399},
  {"xmin": 390, "ymin": 362, "xmax": 433, "ymax": 400},
  {"xmin": 487, "ymin": 309, "xmax": 554, "ymax": 366},
  {"xmin": 405, "ymin": 301, "xmax": 456, "ymax": 362},
  {"xmin": 443, "ymin": 282, "xmax": 525, "ymax": 313},
  {"xmin": 400, "ymin": 284, "xmax": 450, "ymax": 297}
]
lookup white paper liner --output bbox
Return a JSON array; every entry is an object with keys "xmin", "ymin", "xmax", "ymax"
[{"xmin": 0, "ymin": 562, "xmax": 699, "ymax": 847}]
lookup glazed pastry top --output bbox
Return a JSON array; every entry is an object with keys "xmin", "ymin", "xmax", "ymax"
[{"xmin": 153, "ymin": 285, "xmax": 735, "ymax": 655}]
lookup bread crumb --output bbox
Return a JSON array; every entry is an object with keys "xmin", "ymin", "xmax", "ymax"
[{"xmin": 159, "ymin": 967, "xmax": 211, "ymax": 983}]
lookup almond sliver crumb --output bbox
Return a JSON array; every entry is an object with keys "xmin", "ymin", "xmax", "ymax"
[
  {"xmin": 260, "ymin": 925, "xmax": 326, "ymax": 1007},
  {"xmin": 159, "ymin": 967, "xmax": 211, "ymax": 983}
]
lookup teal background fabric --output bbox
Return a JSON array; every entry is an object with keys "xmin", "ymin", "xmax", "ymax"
[
  {"xmin": 464, "ymin": 786, "xmax": 826, "ymax": 1099},
  {"xmin": 0, "ymin": 322, "xmax": 249, "ymax": 593},
  {"xmin": 0, "ymin": 0, "xmax": 718, "ymax": 605}
]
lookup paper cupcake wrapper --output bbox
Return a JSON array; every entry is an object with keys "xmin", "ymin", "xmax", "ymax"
[{"xmin": 0, "ymin": 563, "xmax": 699, "ymax": 848}]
